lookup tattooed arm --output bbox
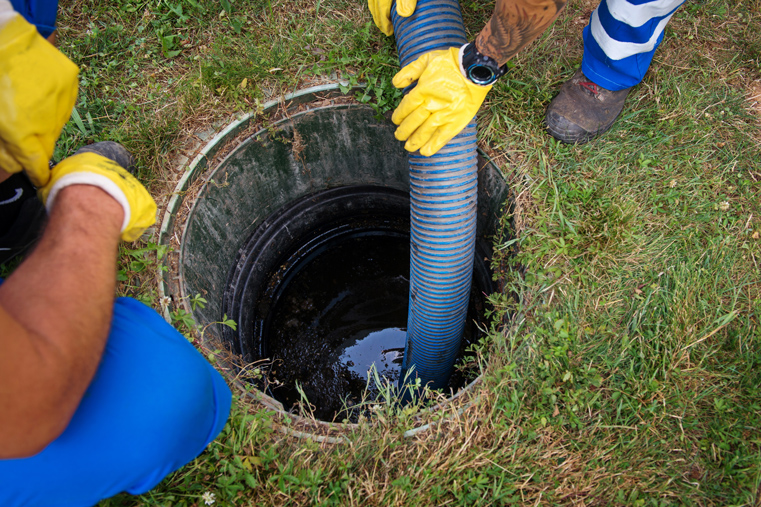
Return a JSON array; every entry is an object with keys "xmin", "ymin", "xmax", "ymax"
[{"xmin": 476, "ymin": 0, "xmax": 567, "ymax": 66}]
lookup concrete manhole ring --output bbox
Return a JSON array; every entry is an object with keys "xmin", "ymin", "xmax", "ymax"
[{"xmin": 157, "ymin": 83, "xmax": 512, "ymax": 441}]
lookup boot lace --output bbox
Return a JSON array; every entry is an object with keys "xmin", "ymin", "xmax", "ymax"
[{"xmin": 579, "ymin": 81, "xmax": 600, "ymax": 96}]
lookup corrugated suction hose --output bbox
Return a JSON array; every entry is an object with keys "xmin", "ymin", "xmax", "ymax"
[{"xmin": 393, "ymin": 0, "xmax": 479, "ymax": 391}]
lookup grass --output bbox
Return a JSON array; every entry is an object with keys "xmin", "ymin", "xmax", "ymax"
[{"xmin": 43, "ymin": 0, "xmax": 761, "ymax": 504}]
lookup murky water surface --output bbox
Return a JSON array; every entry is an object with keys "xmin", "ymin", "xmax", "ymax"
[{"xmin": 260, "ymin": 232, "xmax": 482, "ymax": 422}]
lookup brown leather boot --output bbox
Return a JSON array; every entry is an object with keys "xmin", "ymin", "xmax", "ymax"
[{"xmin": 545, "ymin": 68, "xmax": 632, "ymax": 144}]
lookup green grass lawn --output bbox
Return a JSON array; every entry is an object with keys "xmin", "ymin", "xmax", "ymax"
[{"xmin": 51, "ymin": 0, "xmax": 761, "ymax": 504}]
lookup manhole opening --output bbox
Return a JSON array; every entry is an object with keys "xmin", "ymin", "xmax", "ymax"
[
  {"xmin": 223, "ymin": 186, "xmax": 494, "ymax": 422},
  {"xmin": 163, "ymin": 89, "xmax": 513, "ymax": 432}
]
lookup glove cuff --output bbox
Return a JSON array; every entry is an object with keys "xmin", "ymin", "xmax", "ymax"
[{"xmin": 45, "ymin": 172, "xmax": 131, "ymax": 233}]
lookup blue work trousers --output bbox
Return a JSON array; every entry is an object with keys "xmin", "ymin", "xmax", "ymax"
[
  {"xmin": 582, "ymin": 0, "xmax": 688, "ymax": 90},
  {"xmin": 0, "ymin": 297, "xmax": 232, "ymax": 507}
]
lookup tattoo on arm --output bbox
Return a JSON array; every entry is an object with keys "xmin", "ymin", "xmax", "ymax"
[{"xmin": 476, "ymin": 0, "xmax": 567, "ymax": 66}]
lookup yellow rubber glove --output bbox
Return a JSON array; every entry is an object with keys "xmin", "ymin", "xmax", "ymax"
[
  {"xmin": 368, "ymin": 0, "xmax": 416, "ymax": 36},
  {"xmin": 0, "ymin": 15, "xmax": 79, "ymax": 188},
  {"xmin": 39, "ymin": 152, "xmax": 157, "ymax": 242},
  {"xmin": 392, "ymin": 47, "xmax": 491, "ymax": 157}
]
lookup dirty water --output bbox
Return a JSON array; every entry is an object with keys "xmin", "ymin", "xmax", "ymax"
[{"xmin": 259, "ymin": 232, "xmax": 484, "ymax": 422}]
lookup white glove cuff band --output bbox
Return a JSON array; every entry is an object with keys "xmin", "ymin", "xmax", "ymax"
[{"xmin": 45, "ymin": 173, "xmax": 131, "ymax": 233}]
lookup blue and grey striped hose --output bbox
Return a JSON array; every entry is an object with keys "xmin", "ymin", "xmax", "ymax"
[{"xmin": 392, "ymin": 0, "xmax": 479, "ymax": 391}]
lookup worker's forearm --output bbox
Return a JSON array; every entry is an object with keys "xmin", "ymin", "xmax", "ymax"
[
  {"xmin": 476, "ymin": 0, "xmax": 567, "ymax": 66},
  {"xmin": 0, "ymin": 185, "xmax": 123, "ymax": 458}
]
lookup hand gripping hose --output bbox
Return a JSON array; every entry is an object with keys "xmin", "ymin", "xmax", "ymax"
[{"xmin": 392, "ymin": 0, "xmax": 478, "ymax": 392}]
